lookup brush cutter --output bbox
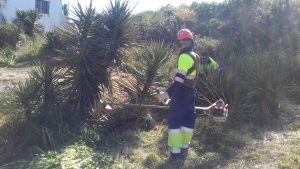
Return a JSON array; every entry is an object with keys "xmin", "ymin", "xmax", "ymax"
[{"xmin": 102, "ymin": 99, "xmax": 228, "ymax": 122}]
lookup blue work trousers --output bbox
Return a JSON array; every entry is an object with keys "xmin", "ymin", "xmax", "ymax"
[{"xmin": 168, "ymin": 86, "xmax": 196, "ymax": 130}]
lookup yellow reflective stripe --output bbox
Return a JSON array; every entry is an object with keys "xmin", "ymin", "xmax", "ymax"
[{"xmin": 174, "ymin": 77, "xmax": 184, "ymax": 83}]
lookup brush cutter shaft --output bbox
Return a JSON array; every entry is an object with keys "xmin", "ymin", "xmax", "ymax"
[{"xmin": 105, "ymin": 102, "xmax": 213, "ymax": 110}]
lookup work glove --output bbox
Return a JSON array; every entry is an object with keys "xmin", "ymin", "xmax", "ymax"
[{"xmin": 155, "ymin": 92, "xmax": 170, "ymax": 104}]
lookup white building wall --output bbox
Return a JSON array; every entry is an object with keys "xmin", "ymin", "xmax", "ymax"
[{"xmin": 2, "ymin": 0, "xmax": 65, "ymax": 31}]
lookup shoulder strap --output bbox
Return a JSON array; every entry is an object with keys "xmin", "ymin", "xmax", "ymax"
[{"xmin": 186, "ymin": 52, "xmax": 200, "ymax": 76}]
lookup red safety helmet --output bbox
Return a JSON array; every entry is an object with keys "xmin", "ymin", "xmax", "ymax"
[{"xmin": 176, "ymin": 29, "xmax": 193, "ymax": 41}]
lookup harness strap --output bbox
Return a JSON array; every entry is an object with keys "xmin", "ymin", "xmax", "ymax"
[{"xmin": 181, "ymin": 52, "xmax": 200, "ymax": 88}]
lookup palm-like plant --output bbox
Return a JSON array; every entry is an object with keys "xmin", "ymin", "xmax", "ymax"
[
  {"xmin": 116, "ymin": 41, "xmax": 173, "ymax": 104},
  {"xmin": 14, "ymin": 64, "xmax": 63, "ymax": 118},
  {"xmin": 104, "ymin": 41, "xmax": 172, "ymax": 131},
  {"xmin": 45, "ymin": 0, "xmax": 133, "ymax": 122},
  {"xmin": 14, "ymin": 10, "xmax": 42, "ymax": 36},
  {"xmin": 103, "ymin": 0, "xmax": 133, "ymax": 65}
]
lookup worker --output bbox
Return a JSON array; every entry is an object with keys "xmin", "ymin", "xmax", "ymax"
[
  {"xmin": 197, "ymin": 51, "xmax": 219, "ymax": 107},
  {"xmin": 156, "ymin": 29, "xmax": 200, "ymax": 160},
  {"xmin": 199, "ymin": 51, "xmax": 219, "ymax": 76}
]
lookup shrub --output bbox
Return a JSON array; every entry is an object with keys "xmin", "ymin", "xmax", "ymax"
[
  {"xmin": 16, "ymin": 37, "xmax": 45, "ymax": 62},
  {"xmin": 13, "ymin": 10, "xmax": 43, "ymax": 37},
  {"xmin": 113, "ymin": 41, "xmax": 172, "ymax": 130},
  {"xmin": 196, "ymin": 53, "xmax": 284, "ymax": 126},
  {"xmin": 117, "ymin": 41, "xmax": 172, "ymax": 103},
  {"xmin": 0, "ymin": 23, "xmax": 20, "ymax": 49},
  {"xmin": 0, "ymin": 48, "xmax": 16, "ymax": 66}
]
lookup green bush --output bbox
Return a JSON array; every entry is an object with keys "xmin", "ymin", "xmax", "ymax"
[
  {"xmin": 13, "ymin": 10, "xmax": 43, "ymax": 37},
  {"xmin": 113, "ymin": 41, "xmax": 172, "ymax": 130},
  {"xmin": 0, "ymin": 23, "xmax": 20, "ymax": 49},
  {"xmin": 16, "ymin": 37, "xmax": 45, "ymax": 62},
  {"xmin": 0, "ymin": 48, "xmax": 16, "ymax": 66},
  {"xmin": 196, "ymin": 53, "xmax": 284, "ymax": 126},
  {"xmin": 117, "ymin": 41, "xmax": 172, "ymax": 104}
]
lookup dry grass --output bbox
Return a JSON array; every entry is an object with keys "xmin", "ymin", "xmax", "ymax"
[
  {"xmin": 0, "ymin": 67, "xmax": 31, "ymax": 92},
  {"xmin": 221, "ymin": 130, "xmax": 300, "ymax": 169},
  {"xmin": 220, "ymin": 103, "xmax": 300, "ymax": 169}
]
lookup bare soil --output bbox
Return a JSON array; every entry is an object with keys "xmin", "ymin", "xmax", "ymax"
[{"xmin": 0, "ymin": 67, "xmax": 32, "ymax": 92}]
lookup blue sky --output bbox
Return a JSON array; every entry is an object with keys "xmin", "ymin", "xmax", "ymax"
[{"xmin": 64, "ymin": 0, "xmax": 224, "ymax": 14}]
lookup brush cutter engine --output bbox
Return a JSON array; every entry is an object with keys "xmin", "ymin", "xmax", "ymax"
[{"xmin": 209, "ymin": 99, "xmax": 228, "ymax": 123}]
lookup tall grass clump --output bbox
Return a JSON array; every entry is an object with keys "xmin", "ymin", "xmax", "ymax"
[{"xmin": 196, "ymin": 51, "xmax": 289, "ymax": 126}]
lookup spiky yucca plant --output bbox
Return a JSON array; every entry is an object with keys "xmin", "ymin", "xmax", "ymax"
[
  {"xmin": 45, "ymin": 0, "xmax": 133, "ymax": 122},
  {"xmin": 116, "ymin": 41, "xmax": 173, "ymax": 104},
  {"xmin": 14, "ymin": 64, "xmax": 64, "ymax": 119},
  {"xmin": 104, "ymin": 41, "xmax": 172, "ymax": 131}
]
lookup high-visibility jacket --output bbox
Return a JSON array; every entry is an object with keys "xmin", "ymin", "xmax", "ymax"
[
  {"xmin": 167, "ymin": 50, "xmax": 200, "ymax": 97},
  {"xmin": 200, "ymin": 57, "xmax": 219, "ymax": 73}
]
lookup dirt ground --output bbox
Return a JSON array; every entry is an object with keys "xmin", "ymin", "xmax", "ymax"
[{"xmin": 0, "ymin": 67, "xmax": 32, "ymax": 92}]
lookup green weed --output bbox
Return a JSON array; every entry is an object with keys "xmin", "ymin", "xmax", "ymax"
[
  {"xmin": 0, "ymin": 48, "xmax": 16, "ymax": 66},
  {"xmin": 28, "ymin": 143, "xmax": 112, "ymax": 169}
]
